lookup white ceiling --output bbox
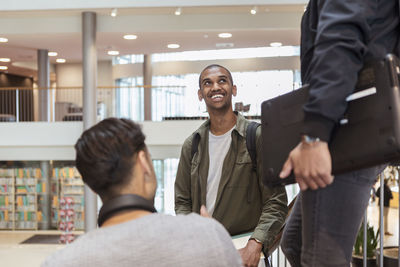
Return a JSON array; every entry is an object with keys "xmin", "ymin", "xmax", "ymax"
[
  {"xmin": 1, "ymin": 0, "xmax": 308, "ymax": 11},
  {"xmin": 0, "ymin": 4, "xmax": 304, "ymax": 78}
]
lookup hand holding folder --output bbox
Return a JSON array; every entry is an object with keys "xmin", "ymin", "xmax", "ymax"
[{"xmin": 261, "ymin": 54, "xmax": 400, "ymax": 187}]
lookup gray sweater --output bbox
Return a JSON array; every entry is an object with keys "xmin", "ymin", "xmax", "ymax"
[{"xmin": 42, "ymin": 213, "xmax": 242, "ymax": 267}]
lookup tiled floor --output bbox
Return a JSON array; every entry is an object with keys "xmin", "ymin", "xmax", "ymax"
[
  {"xmin": 0, "ymin": 203, "xmax": 398, "ymax": 267},
  {"xmin": 367, "ymin": 201, "xmax": 399, "ymax": 247},
  {"xmin": 0, "ymin": 230, "xmax": 79, "ymax": 267}
]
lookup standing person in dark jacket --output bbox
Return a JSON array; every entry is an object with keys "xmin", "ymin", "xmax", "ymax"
[
  {"xmin": 280, "ymin": 0, "xmax": 400, "ymax": 266},
  {"xmin": 376, "ymin": 179, "xmax": 394, "ymax": 235}
]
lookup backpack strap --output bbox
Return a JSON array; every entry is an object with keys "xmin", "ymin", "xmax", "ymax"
[
  {"xmin": 191, "ymin": 133, "xmax": 201, "ymax": 161},
  {"xmin": 246, "ymin": 121, "xmax": 261, "ymax": 172}
]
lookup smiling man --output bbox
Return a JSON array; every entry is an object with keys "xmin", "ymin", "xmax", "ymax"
[{"xmin": 174, "ymin": 64, "xmax": 288, "ymax": 267}]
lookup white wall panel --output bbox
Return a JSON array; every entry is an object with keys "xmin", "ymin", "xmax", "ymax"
[{"xmin": 0, "ymin": 120, "xmax": 204, "ymax": 160}]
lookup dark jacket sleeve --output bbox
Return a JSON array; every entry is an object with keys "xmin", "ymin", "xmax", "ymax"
[
  {"xmin": 302, "ymin": 0, "xmax": 375, "ymax": 141},
  {"xmin": 174, "ymin": 136, "xmax": 193, "ymax": 214},
  {"xmin": 251, "ymin": 126, "xmax": 288, "ymax": 251}
]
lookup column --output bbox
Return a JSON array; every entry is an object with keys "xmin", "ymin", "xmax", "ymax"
[
  {"xmin": 37, "ymin": 49, "xmax": 51, "ymax": 229},
  {"xmin": 82, "ymin": 11, "xmax": 98, "ymax": 232},
  {"xmin": 143, "ymin": 54, "xmax": 152, "ymax": 120},
  {"xmin": 37, "ymin": 49, "xmax": 50, "ymax": 121},
  {"xmin": 39, "ymin": 161, "xmax": 51, "ymax": 229}
]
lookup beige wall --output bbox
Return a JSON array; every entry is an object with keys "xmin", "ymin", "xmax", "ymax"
[
  {"xmin": 54, "ymin": 60, "xmax": 114, "ymax": 118},
  {"xmin": 55, "ymin": 60, "xmax": 113, "ymax": 87},
  {"xmin": 0, "ymin": 120, "xmax": 204, "ymax": 160}
]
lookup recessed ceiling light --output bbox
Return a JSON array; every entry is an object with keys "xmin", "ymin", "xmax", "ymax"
[
  {"xmin": 218, "ymin": 33, "xmax": 232, "ymax": 38},
  {"xmin": 270, "ymin": 42, "xmax": 282, "ymax": 47},
  {"xmin": 111, "ymin": 8, "xmax": 118, "ymax": 17},
  {"xmin": 123, "ymin": 34, "xmax": 137, "ymax": 40},
  {"xmin": 175, "ymin": 7, "xmax": 182, "ymax": 16},
  {"xmin": 167, "ymin": 44, "xmax": 180, "ymax": 49},
  {"xmin": 250, "ymin": 6, "xmax": 258, "ymax": 15},
  {"xmin": 0, "ymin": 37, "xmax": 8, "ymax": 43},
  {"xmin": 0, "ymin": 66, "xmax": 8, "ymax": 70},
  {"xmin": 0, "ymin": 58, "xmax": 10, "ymax": 62},
  {"xmin": 216, "ymin": 43, "xmax": 234, "ymax": 48},
  {"xmin": 108, "ymin": 50, "xmax": 120, "ymax": 56},
  {"xmin": 48, "ymin": 52, "xmax": 58, "ymax": 57},
  {"xmin": 56, "ymin": 58, "xmax": 66, "ymax": 63}
]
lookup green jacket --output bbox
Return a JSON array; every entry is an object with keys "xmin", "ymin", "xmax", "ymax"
[{"xmin": 175, "ymin": 113, "xmax": 288, "ymax": 251}]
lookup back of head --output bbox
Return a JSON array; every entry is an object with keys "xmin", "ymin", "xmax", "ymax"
[{"xmin": 75, "ymin": 118, "xmax": 145, "ymax": 199}]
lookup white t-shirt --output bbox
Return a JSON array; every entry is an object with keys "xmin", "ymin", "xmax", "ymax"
[{"xmin": 206, "ymin": 126, "xmax": 235, "ymax": 215}]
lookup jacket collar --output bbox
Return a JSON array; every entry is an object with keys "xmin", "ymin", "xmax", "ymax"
[{"xmin": 194, "ymin": 111, "xmax": 247, "ymax": 138}]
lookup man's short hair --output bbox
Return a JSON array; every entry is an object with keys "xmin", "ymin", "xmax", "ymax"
[
  {"xmin": 198, "ymin": 64, "xmax": 234, "ymax": 89},
  {"xmin": 75, "ymin": 118, "xmax": 146, "ymax": 198}
]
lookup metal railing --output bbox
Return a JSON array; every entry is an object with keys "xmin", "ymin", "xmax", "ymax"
[
  {"xmin": 267, "ymin": 167, "xmax": 399, "ymax": 267},
  {"xmin": 0, "ymin": 85, "xmax": 186, "ymax": 122}
]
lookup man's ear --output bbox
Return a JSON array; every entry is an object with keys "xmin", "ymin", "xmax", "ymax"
[
  {"xmin": 232, "ymin": 85, "xmax": 237, "ymax": 97},
  {"xmin": 137, "ymin": 150, "xmax": 152, "ymax": 175},
  {"xmin": 198, "ymin": 89, "xmax": 203, "ymax": 101}
]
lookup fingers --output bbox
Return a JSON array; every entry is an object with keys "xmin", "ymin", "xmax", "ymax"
[
  {"xmin": 296, "ymin": 176, "xmax": 309, "ymax": 191},
  {"xmin": 279, "ymin": 158, "xmax": 293, "ymax": 179},
  {"xmin": 286, "ymin": 141, "xmax": 334, "ymax": 191},
  {"xmin": 310, "ymin": 171, "xmax": 328, "ymax": 189},
  {"xmin": 297, "ymin": 171, "xmax": 335, "ymax": 191},
  {"xmin": 200, "ymin": 205, "xmax": 211, "ymax": 218},
  {"xmin": 320, "ymin": 172, "xmax": 334, "ymax": 186}
]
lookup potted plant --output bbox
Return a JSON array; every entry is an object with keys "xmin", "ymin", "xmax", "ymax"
[
  {"xmin": 376, "ymin": 246, "xmax": 399, "ymax": 267},
  {"xmin": 352, "ymin": 222, "xmax": 379, "ymax": 267}
]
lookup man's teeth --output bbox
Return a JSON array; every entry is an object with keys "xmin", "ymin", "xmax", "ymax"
[{"xmin": 211, "ymin": 95, "xmax": 223, "ymax": 99}]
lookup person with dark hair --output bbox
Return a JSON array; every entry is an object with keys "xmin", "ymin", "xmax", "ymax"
[
  {"xmin": 175, "ymin": 64, "xmax": 288, "ymax": 267},
  {"xmin": 376, "ymin": 179, "xmax": 394, "ymax": 235},
  {"xmin": 42, "ymin": 118, "xmax": 242, "ymax": 267},
  {"xmin": 280, "ymin": 0, "xmax": 399, "ymax": 266}
]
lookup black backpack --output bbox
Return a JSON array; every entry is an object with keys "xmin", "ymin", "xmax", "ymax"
[{"xmin": 191, "ymin": 121, "xmax": 260, "ymax": 171}]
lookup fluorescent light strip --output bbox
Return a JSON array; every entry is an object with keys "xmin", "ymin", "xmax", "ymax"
[
  {"xmin": 167, "ymin": 44, "xmax": 180, "ymax": 49},
  {"xmin": 218, "ymin": 33, "xmax": 232, "ymax": 38},
  {"xmin": 108, "ymin": 50, "xmax": 120, "ymax": 56},
  {"xmin": 123, "ymin": 35, "xmax": 137, "ymax": 40}
]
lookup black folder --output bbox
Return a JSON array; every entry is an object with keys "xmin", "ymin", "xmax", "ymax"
[{"xmin": 261, "ymin": 54, "xmax": 400, "ymax": 186}]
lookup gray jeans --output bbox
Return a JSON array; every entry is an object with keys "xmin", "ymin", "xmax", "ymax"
[{"xmin": 281, "ymin": 166, "xmax": 383, "ymax": 267}]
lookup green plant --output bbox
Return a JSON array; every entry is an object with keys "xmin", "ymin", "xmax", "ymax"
[{"xmin": 354, "ymin": 222, "xmax": 380, "ymax": 258}]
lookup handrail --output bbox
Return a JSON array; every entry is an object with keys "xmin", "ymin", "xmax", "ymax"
[{"xmin": 0, "ymin": 85, "xmax": 185, "ymax": 90}]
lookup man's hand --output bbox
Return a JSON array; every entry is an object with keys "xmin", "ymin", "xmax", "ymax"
[
  {"xmin": 200, "ymin": 205, "xmax": 211, "ymax": 218},
  {"xmin": 238, "ymin": 239, "xmax": 262, "ymax": 267},
  {"xmin": 279, "ymin": 138, "xmax": 334, "ymax": 191}
]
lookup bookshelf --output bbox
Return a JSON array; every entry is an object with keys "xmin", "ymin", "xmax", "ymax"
[
  {"xmin": 14, "ymin": 168, "xmax": 39, "ymax": 230},
  {"xmin": 57, "ymin": 167, "xmax": 85, "ymax": 230},
  {"xmin": 0, "ymin": 169, "xmax": 15, "ymax": 229},
  {"xmin": 0, "ymin": 164, "xmax": 85, "ymax": 231},
  {"xmin": 50, "ymin": 176, "xmax": 60, "ymax": 229}
]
